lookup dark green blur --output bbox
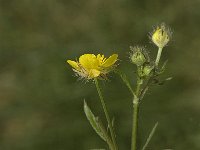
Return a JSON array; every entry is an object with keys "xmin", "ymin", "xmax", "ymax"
[{"xmin": 0, "ymin": 0, "xmax": 200, "ymax": 149}]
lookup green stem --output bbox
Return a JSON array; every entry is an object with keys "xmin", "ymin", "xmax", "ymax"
[
  {"xmin": 131, "ymin": 77, "xmax": 142, "ymax": 150},
  {"xmin": 131, "ymin": 97, "xmax": 139, "ymax": 150},
  {"xmin": 94, "ymin": 78, "xmax": 118, "ymax": 150},
  {"xmin": 139, "ymin": 76, "xmax": 153, "ymax": 101},
  {"xmin": 155, "ymin": 47, "xmax": 163, "ymax": 66}
]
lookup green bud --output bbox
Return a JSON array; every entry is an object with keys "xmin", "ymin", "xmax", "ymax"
[
  {"xmin": 143, "ymin": 65, "xmax": 154, "ymax": 76},
  {"xmin": 130, "ymin": 46, "xmax": 148, "ymax": 66},
  {"xmin": 137, "ymin": 65, "xmax": 154, "ymax": 77}
]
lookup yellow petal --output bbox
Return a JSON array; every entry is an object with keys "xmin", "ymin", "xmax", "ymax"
[
  {"xmin": 152, "ymin": 24, "xmax": 170, "ymax": 48},
  {"xmin": 97, "ymin": 54, "xmax": 105, "ymax": 64},
  {"xmin": 79, "ymin": 54, "xmax": 99, "ymax": 69},
  {"xmin": 102, "ymin": 54, "xmax": 118, "ymax": 67},
  {"xmin": 67, "ymin": 60, "xmax": 80, "ymax": 70},
  {"xmin": 152, "ymin": 28, "xmax": 165, "ymax": 42},
  {"xmin": 97, "ymin": 54, "xmax": 101, "ymax": 59},
  {"xmin": 88, "ymin": 69, "xmax": 100, "ymax": 78}
]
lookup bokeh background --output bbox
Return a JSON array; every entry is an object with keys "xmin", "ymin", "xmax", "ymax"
[{"xmin": 0, "ymin": 0, "xmax": 200, "ymax": 149}]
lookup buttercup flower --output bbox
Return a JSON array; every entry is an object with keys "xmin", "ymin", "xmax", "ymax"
[
  {"xmin": 67, "ymin": 54, "xmax": 118, "ymax": 79},
  {"xmin": 151, "ymin": 23, "xmax": 172, "ymax": 48}
]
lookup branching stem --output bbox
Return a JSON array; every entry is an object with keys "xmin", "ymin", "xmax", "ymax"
[{"xmin": 131, "ymin": 77, "xmax": 142, "ymax": 150}]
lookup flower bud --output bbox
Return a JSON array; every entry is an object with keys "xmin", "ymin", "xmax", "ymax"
[
  {"xmin": 143, "ymin": 65, "xmax": 154, "ymax": 76},
  {"xmin": 151, "ymin": 23, "xmax": 172, "ymax": 48},
  {"xmin": 137, "ymin": 65, "xmax": 154, "ymax": 77},
  {"xmin": 130, "ymin": 46, "xmax": 148, "ymax": 66}
]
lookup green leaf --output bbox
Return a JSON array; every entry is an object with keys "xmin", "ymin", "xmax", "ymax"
[
  {"xmin": 84, "ymin": 100, "xmax": 107, "ymax": 141},
  {"xmin": 111, "ymin": 117, "xmax": 115, "ymax": 128},
  {"xmin": 115, "ymin": 70, "xmax": 135, "ymax": 96},
  {"xmin": 154, "ymin": 77, "xmax": 173, "ymax": 85},
  {"xmin": 142, "ymin": 122, "xmax": 158, "ymax": 150},
  {"xmin": 161, "ymin": 60, "xmax": 168, "ymax": 70},
  {"xmin": 157, "ymin": 60, "xmax": 168, "ymax": 74}
]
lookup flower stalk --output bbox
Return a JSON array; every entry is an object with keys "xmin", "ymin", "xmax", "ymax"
[
  {"xmin": 131, "ymin": 76, "xmax": 143, "ymax": 150},
  {"xmin": 155, "ymin": 47, "xmax": 163, "ymax": 67},
  {"xmin": 94, "ymin": 78, "xmax": 118, "ymax": 150},
  {"xmin": 132, "ymin": 99, "xmax": 139, "ymax": 150}
]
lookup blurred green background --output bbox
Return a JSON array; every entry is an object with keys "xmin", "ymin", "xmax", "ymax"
[{"xmin": 0, "ymin": 0, "xmax": 200, "ymax": 149}]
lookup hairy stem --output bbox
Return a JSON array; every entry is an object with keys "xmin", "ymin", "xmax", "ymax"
[
  {"xmin": 131, "ymin": 77, "xmax": 142, "ymax": 150},
  {"xmin": 94, "ymin": 78, "xmax": 118, "ymax": 150},
  {"xmin": 131, "ymin": 96, "xmax": 139, "ymax": 150},
  {"xmin": 155, "ymin": 47, "xmax": 163, "ymax": 66}
]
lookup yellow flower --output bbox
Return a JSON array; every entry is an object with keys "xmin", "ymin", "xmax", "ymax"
[
  {"xmin": 151, "ymin": 23, "xmax": 172, "ymax": 48},
  {"xmin": 67, "ymin": 54, "xmax": 118, "ymax": 79}
]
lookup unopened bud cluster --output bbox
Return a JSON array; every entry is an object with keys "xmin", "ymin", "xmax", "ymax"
[
  {"xmin": 130, "ymin": 46, "xmax": 153, "ymax": 77},
  {"xmin": 130, "ymin": 23, "xmax": 172, "ymax": 78}
]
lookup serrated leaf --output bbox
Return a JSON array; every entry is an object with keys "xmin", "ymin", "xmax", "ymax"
[
  {"xmin": 142, "ymin": 122, "xmax": 158, "ymax": 150},
  {"xmin": 84, "ymin": 100, "xmax": 107, "ymax": 141}
]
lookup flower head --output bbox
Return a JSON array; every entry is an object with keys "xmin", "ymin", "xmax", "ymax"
[
  {"xmin": 151, "ymin": 23, "xmax": 172, "ymax": 48},
  {"xmin": 130, "ymin": 46, "xmax": 149, "ymax": 66},
  {"xmin": 67, "ymin": 54, "xmax": 118, "ymax": 80}
]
